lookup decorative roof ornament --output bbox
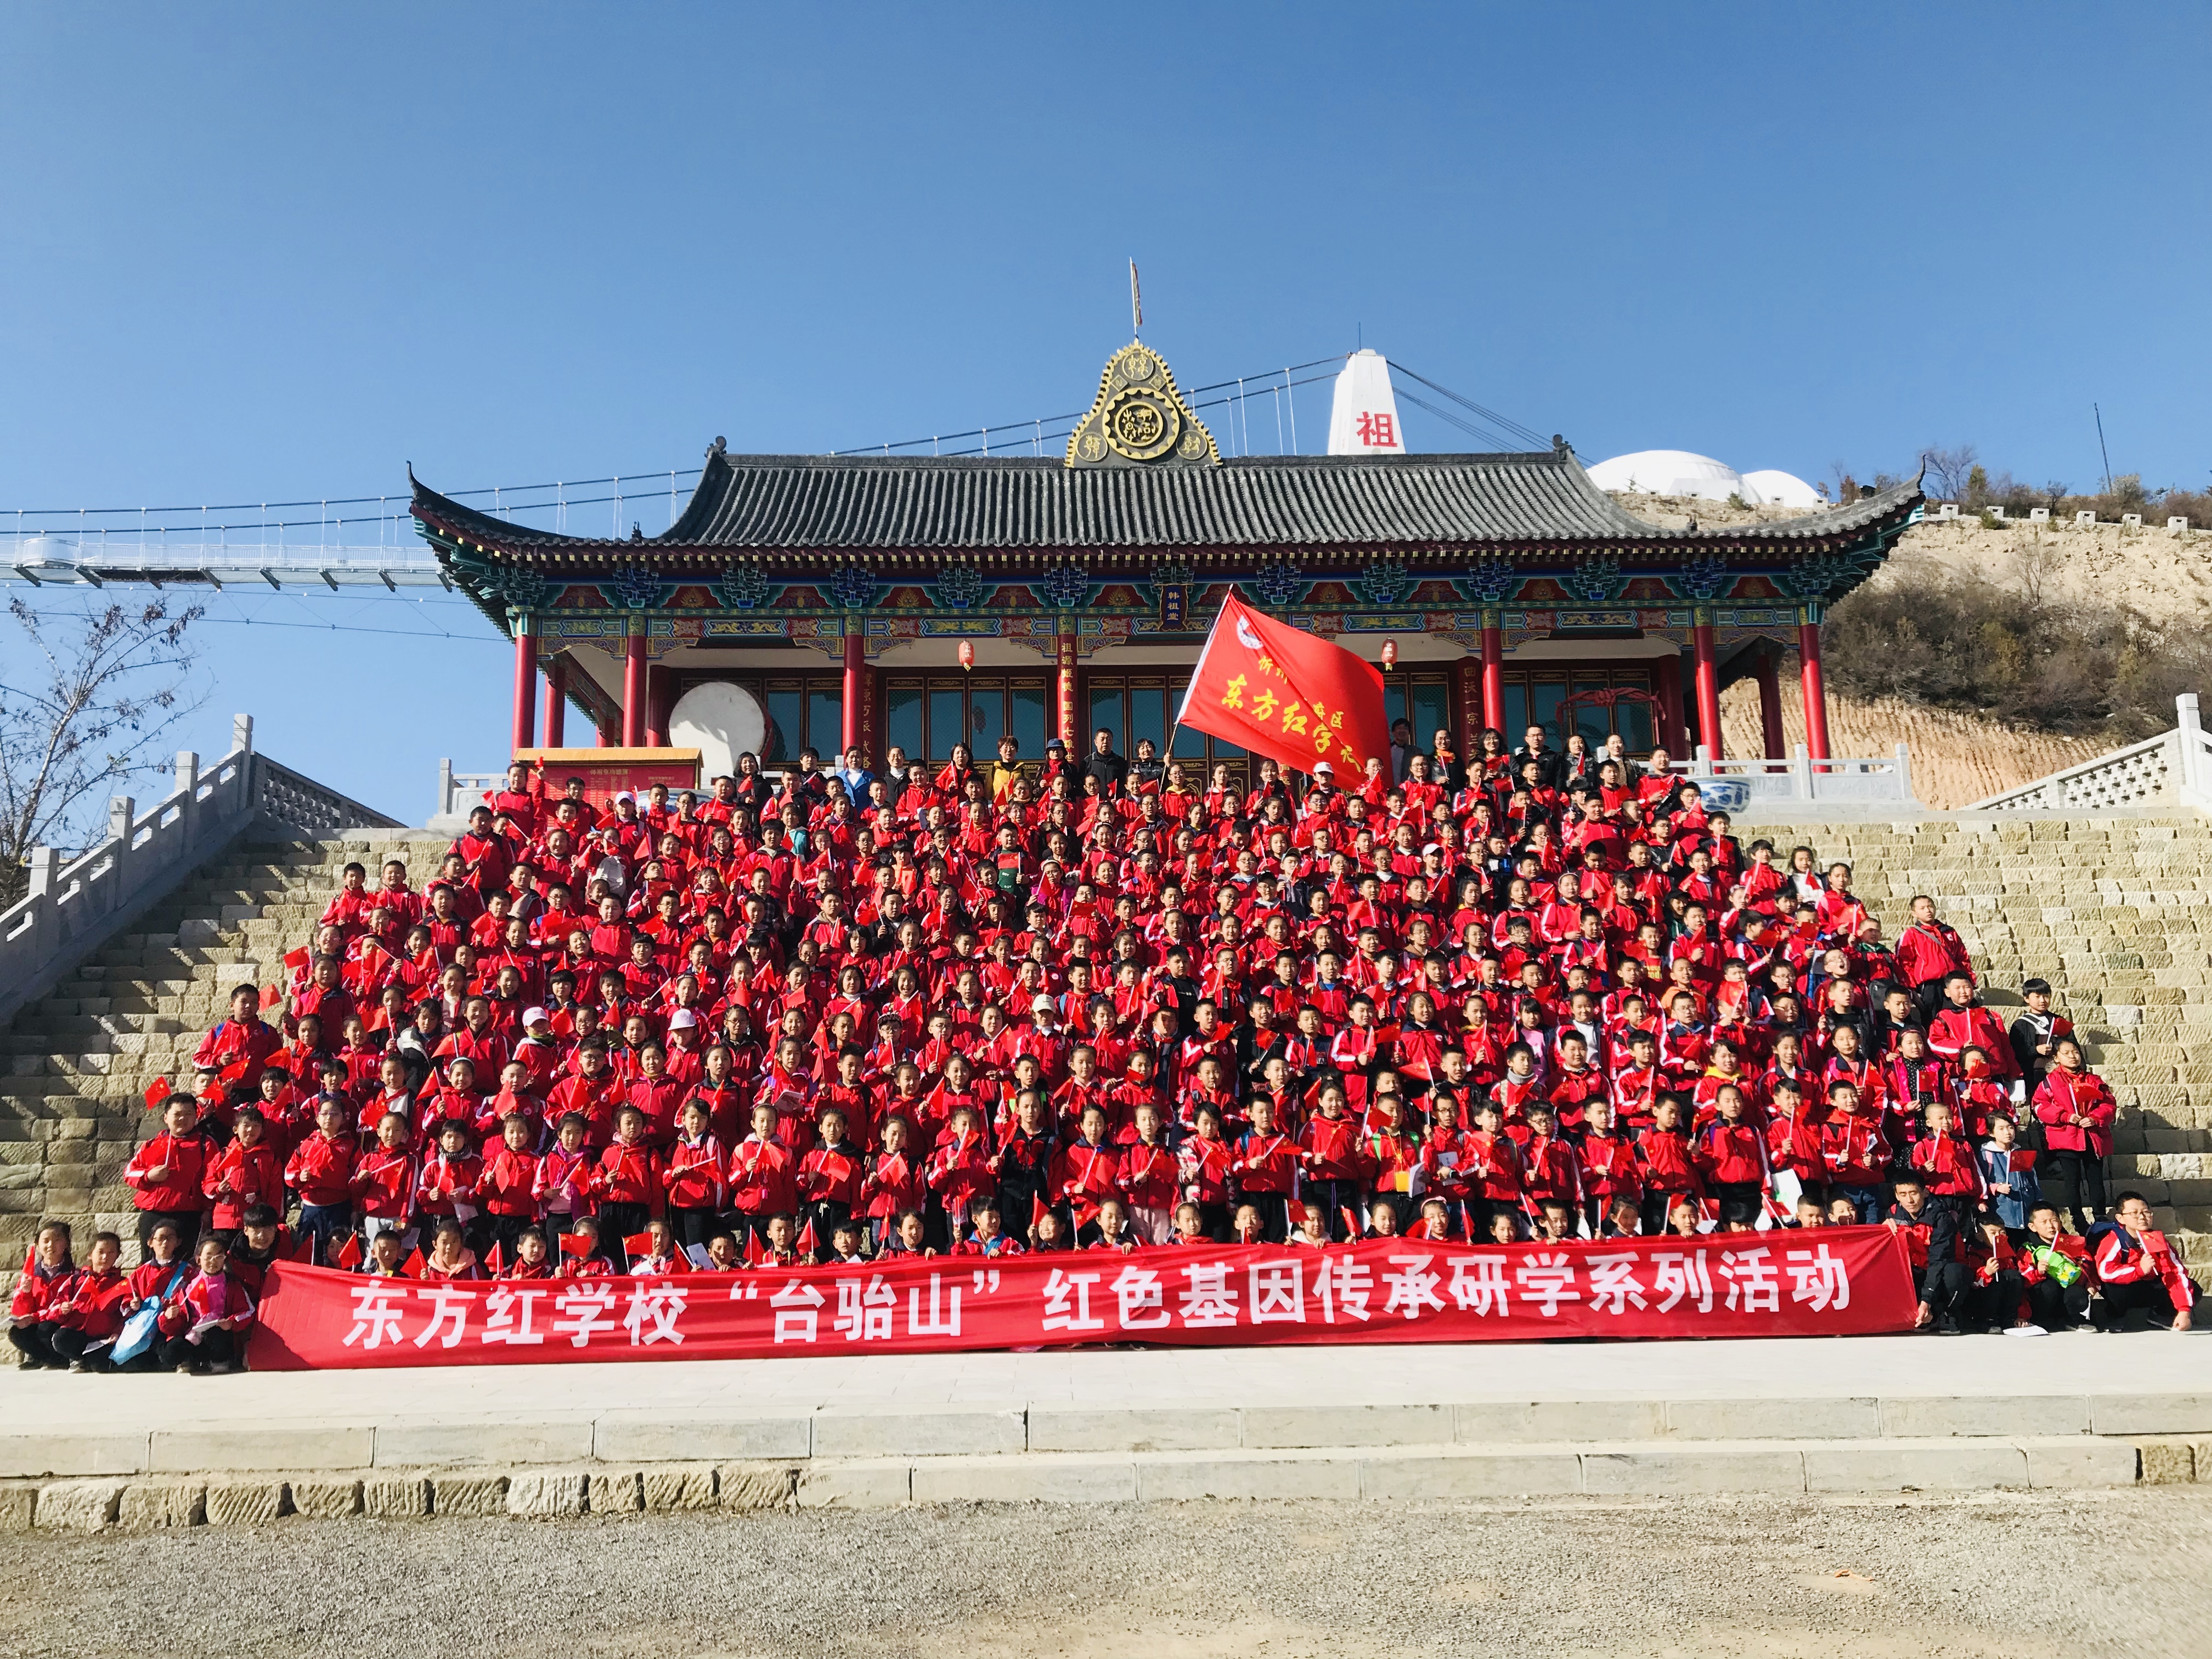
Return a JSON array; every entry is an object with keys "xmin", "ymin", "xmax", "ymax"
[
  {"xmin": 1562, "ymin": 554, "xmax": 1624, "ymax": 604},
  {"xmin": 936, "ymin": 563, "xmax": 986, "ymax": 610},
  {"xmin": 614, "ymin": 565, "xmax": 661, "ymax": 611},
  {"xmin": 1355, "ymin": 560, "xmax": 1411, "ymax": 608},
  {"xmin": 1779, "ymin": 551, "xmax": 1864, "ymax": 601},
  {"xmin": 1040, "ymin": 561, "xmax": 1090, "ymax": 610},
  {"xmin": 1465, "ymin": 558, "xmax": 1519, "ymax": 605},
  {"xmin": 713, "ymin": 562, "xmax": 771, "ymax": 610},
  {"xmin": 828, "ymin": 564, "xmax": 879, "ymax": 611},
  {"xmin": 1252, "ymin": 561, "xmax": 1305, "ymax": 608},
  {"xmin": 1678, "ymin": 552, "xmax": 1731, "ymax": 602},
  {"xmin": 499, "ymin": 567, "xmax": 548, "ymax": 612},
  {"xmin": 1064, "ymin": 342, "xmax": 1220, "ymax": 469}
]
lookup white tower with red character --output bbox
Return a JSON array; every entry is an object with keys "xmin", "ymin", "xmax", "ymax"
[{"xmin": 1326, "ymin": 348, "xmax": 1407, "ymax": 455}]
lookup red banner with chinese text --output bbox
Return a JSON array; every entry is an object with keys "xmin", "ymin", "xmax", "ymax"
[
  {"xmin": 1175, "ymin": 593, "xmax": 1391, "ymax": 781},
  {"xmin": 245, "ymin": 1228, "xmax": 1916, "ymax": 1372}
]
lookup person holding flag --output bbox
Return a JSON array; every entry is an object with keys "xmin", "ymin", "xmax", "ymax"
[{"xmin": 1176, "ymin": 592, "xmax": 1392, "ymax": 789}]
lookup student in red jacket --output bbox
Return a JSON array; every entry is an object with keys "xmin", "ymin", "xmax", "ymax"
[
  {"xmin": 2032, "ymin": 1037, "xmax": 2116, "ymax": 1231},
  {"xmin": 2019, "ymin": 1203, "xmax": 2095, "ymax": 1331},
  {"xmin": 1296, "ymin": 1084, "xmax": 1367, "ymax": 1240},
  {"xmin": 125, "ymin": 1095, "xmax": 217, "ymax": 1260},
  {"xmin": 2090, "ymin": 1192, "xmax": 2198, "ymax": 1331},
  {"xmin": 1575, "ymin": 1100, "xmax": 1642, "ymax": 1238},
  {"xmin": 1635, "ymin": 1093, "xmax": 1702, "ymax": 1238},
  {"xmin": 727, "ymin": 1100, "xmax": 800, "ymax": 1245},
  {"xmin": 478, "ymin": 1113, "xmax": 544, "ymax": 1259},
  {"xmin": 1908, "ymin": 1098, "xmax": 1986, "ymax": 1217},
  {"xmin": 662, "ymin": 1099, "xmax": 726, "ymax": 1255},
  {"xmin": 7, "ymin": 1221, "xmax": 77, "ymax": 1369},
  {"xmin": 154, "ymin": 1235, "xmax": 257, "ymax": 1375},
  {"xmin": 52, "ymin": 1231, "xmax": 133, "ymax": 1370},
  {"xmin": 202, "ymin": 1107, "xmax": 282, "ymax": 1243},
  {"xmin": 1925, "ymin": 972, "xmax": 2017, "ymax": 1082},
  {"xmin": 1691, "ymin": 1085, "xmax": 1767, "ymax": 1227},
  {"xmin": 590, "ymin": 1105, "xmax": 664, "ymax": 1266},
  {"xmin": 796, "ymin": 1107, "xmax": 865, "ymax": 1246}
]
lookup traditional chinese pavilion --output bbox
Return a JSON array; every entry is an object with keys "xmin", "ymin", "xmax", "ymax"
[{"xmin": 410, "ymin": 341, "xmax": 1923, "ymax": 791}]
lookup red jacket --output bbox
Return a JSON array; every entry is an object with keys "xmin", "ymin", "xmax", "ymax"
[
  {"xmin": 2092, "ymin": 1225, "xmax": 2194, "ymax": 1306},
  {"xmin": 590, "ymin": 1143, "xmax": 663, "ymax": 1210},
  {"xmin": 124, "ymin": 1131, "xmax": 215, "ymax": 1214},
  {"xmin": 1926, "ymin": 1005, "xmax": 2016, "ymax": 1077},
  {"xmin": 663, "ymin": 1136, "xmax": 725, "ymax": 1210},
  {"xmin": 479, "ymin": 1147, "xmax": 541, "ymax": 1218},
  {"xmin": 1635, "ymin": 1126, "xmax": 1700, "ymax": 1195},
  {"xmin": 727, "ymin": 1136, "xmax": 799, "ymax": 1217},
  {"xmin": 1910, "ymin": 1131, "xmax": 1985, "ymax": 1201},
  {"xmin": 285, "ymin": 1132, "xmax": 358, "ymax": 1212},
  {"xmin": 1577, "ymin": 1132, "xmax": 1643, "ymax": 1202},
  {"xmin": 2033, "ymin": 1070, "xmax": 2116, "ymax": 1156},
  {"xmin": 202, "ymin": 1139, "xmax": 283, "ymax": 1229},
  {"xmin": 1691, "ymin": 1120, "xmax": 1766, "ymax": 1187}
]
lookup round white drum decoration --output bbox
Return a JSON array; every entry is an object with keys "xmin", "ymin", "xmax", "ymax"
[{"xmin": 668, "ymin": 681, "xmax": 767, "ymax": 782}]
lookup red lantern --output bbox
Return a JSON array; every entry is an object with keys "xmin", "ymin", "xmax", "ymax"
[
  {"xmin": 957, "ymin": 640, "xmax": 975, "ymax": 673},
  {"xmin": 1381, "ymin": 638, "xmax": 1398, "ymax": 672}
]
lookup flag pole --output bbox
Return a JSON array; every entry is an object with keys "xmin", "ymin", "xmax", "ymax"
[{"xmin": 1129, "ymin": 258, "xmax": 1143, "ymax": 337}]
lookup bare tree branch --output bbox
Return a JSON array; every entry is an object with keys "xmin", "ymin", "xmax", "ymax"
[{"xmin": 0, "ymin": 597, "xmax": 207, "ymax": 906}]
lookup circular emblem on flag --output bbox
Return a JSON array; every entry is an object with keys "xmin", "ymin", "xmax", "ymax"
[
  {"xmin": 1235, "ymin": 616, "xmax": 1263, "ymax": 650},
  {"xmin": 1104, "ymin": 387, "xmax": 1180, "ymax": 461}
]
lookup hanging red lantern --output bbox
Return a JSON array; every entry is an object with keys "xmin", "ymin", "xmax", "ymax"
[
  {"xmin": 957, "ymin": 640, "xmax": 975, "ymax": 673},
  {"xmin": 1381, "ymin": 638, "xmax": 1398, "ymax": 672}
]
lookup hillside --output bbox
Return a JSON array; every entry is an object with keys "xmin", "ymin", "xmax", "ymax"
[{"xmin": 1612, "ymin": 492, "xmax": 2208, "ymax": 807}]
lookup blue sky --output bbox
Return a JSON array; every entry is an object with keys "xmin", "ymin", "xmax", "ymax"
[{"xmin": 1, "ymin": 3, "xmax": 2203, "ymax": 821}]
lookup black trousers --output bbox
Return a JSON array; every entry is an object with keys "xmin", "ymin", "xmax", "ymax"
[
  {"xmin": 2044, "ymin": 1151, "xmax": 2106, "ymax": 1232},
  {"xmin": 1712, "ymin": 1181, "xmax": 1763, "ymax": 1227},
  {"xmin": 2026, "ymin": 1275, "xmax": 2093, "ymax": 1330},
  {"xmin": 8, "ymin": 1323, "xmax": 65, "ymax": 1367},
  {"xmin": 1961, "ymin": 1267, "xmax": 2025, "ymax": 1331},
  {"xmin": 1915, "ymin": 1260, "xmax": 1968, "ymax": 1321},
  {"xmin": 1303, "ymin": 1178, "xmax": 1364, "ymax": 1241},
  {"xmin": 137, "ymin": 1209, "xmax": 202, "ymax": 1263},
  {"xmin": 2096, "ymin": 1276, "xmax": 2197, "ymax": 1330},
  {"xmin": 596, "ymin": 1202, "xmax": 650, "ymax": 1267},
  {"xmin": 669, "ymin": 1205, "xmax": 721, "ymax": 1252},
  {"xmin": 155, "ymin": 1328, "xmax": 239, "ymax": 1369}
]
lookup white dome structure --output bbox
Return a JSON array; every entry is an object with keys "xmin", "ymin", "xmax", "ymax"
[
  {"xmin": 1739, "ymin": 469, "xmax": 1821, "ymax": 510},
  {"xmin": 1585, "ymin": 449, "xmax": 1744, "ymax": 501},
  {"xmin": 668, "ymin": 681, "xmax": 768, "ymax": 782}
]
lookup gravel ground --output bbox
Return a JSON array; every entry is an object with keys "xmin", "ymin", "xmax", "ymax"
[{"xmin": 4, "ymin": 1488, "xmax": 2207, "ymax": 1658}]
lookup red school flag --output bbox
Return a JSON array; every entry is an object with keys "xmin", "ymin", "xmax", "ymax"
[{"xmin": 1176, "ymin": 591, "xmax": 1391, "ymax": 782}]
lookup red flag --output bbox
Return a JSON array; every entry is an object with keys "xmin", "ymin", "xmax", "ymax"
[
  {"xmin": 622, "ymin": 1231, "xmax": 655, "ymax": 1259},
  {"xmin": 795, "ymin": 1217, "xmax": 818, "ymax": 1259},
  {"xmin": 743, "ymin": 1229, "xmax": 765, "ymax": 1266},
  {"xmin": 1285, "ymin": 1198, "xmax": 1308, "ymax": 1226},
  {"xmin": 557, "ymin": 1231, "xmax": 592, "ymax": 1260},
  {"xmin": 1030, "ymin": 1194, "xmax": 1048, "ymax": 1231},
  {"xmin": 484, "ymin": 1240, "xmax": 505, "ymax": 1275},
  {"xmin": 259, "ymin": 984, "xmax": 283, "ymax": 1012},
  {"xmin": 2010, "ymin": 1149, "xmax": 2038, "ymax": 1171},
  {"xmin": 1176, "ymin": 591, "xmax": 1390, "ymax": 781},
  {"xmin": 402, "ymin": 1248, "xmax": 426, "ymax": 1278},
  {"xmin": 283, "ymin": 946, "xmax": 311, "ymax": 972},
  {"xmin": 292, "ymin": 1235, "xmax": 317, "ymax": 1264},
  {"xmin": 334, "ymin": 1233, "xmax": 364, "ymax": 1271},
  {"xmin": 143, "ymin": 1077, "xmax": 173, "ymax": 1111},
  {"xmin": 1340, "ymin": 1205, "xmax": 1361, "ymax": 1240}
]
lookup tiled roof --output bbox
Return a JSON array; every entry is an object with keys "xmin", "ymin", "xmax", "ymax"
[{"xmin": 411, "ymin": 451, "xmax": 1921, "ymax": 555}]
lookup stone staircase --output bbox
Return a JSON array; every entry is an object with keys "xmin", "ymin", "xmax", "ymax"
[
  {"xmin": 4, "ymin": 817, "xmax": 2207, "ymax": 1271},
  {"xmin": 0, "ymin": 831, "xmax": 452, "ymax": 1249},
  {"xmin": 1754, "ymin": 812, "xmax": 2212, "ymax": 1272}
]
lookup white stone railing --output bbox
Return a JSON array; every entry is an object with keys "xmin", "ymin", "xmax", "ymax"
[
  {"xmin": 1663, "ymin": 744, "xmax": 1918, "ymax": 812},
  {"xmin": 431, "ymin": 761, "xmax": 507, "ymax": 833},
  {"xmin": 1967, "ymin": 695, "xmax": 2211, "ymax": 814},
  {"xmin": 0, "ymin": 715, "xmax": 403, "ymax": 1030}
]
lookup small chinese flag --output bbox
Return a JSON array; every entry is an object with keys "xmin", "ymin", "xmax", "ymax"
[
  {"xmin": 1176, "ymin": 592, "xmax": 1391, "ymax": 782},
  {"xmin": 622, "ymin": 1231, "xmax": 655, "ymax": 1259},
  {"xmin": 1339, "ymin": 1204, "xmax": 1361, "ymax": 1240},
  {"xmin": 484, "ymin": 1240, "xmax": 505, "ymax": 1275},
  {"xmin": 292, "ymin": 1235, "xmax": 318, "ymax": 1265},
  {"xmin": 143, "ymin": 1077, "xmax": 173, "ymax": 1111},
  {"xmin": 259, "ymin": 984, "xmax": 283, "ymax": 1012},
  {"xmin": 2010, "ymin": 1149, "xmax": 2038, "ymax": 1171},
  {"xmin": 1031, "ymin": 1193, "xmax": 1049, "ymax": 1231},
  {"xmin": 743, "ymin": 1229, "xmax": 765, "ymax": 1266},
  {"xmin": 402, "ymin": 1248, "xmax": 426, "ymax": 1278},
  {"xmin": 284, "ymin": 946, "xmax": 311, "ymax": 972},
  {"xmin": 334, "ymin": 1233, "xmax": 364, "ymax": 1271},
  {"xmin": 557, "ymin": 1231, "xmax": 592, "ymax": 1260},
  {"xmin": 795, "ymin": 1217, "xmax": 818, "ymax": 1259},
  {"xmin": 218, "ymin": 1058, "xmax": 251, "ymax": 1086},
  {"xmin": 1285, "ymin": 1198, "xmax": 1308, "ymax": 1226}
]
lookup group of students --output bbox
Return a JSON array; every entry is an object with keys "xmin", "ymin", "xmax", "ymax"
[{"xmin": 11, "ymin": 719, "xmax": 2200, "ymax": 1374}]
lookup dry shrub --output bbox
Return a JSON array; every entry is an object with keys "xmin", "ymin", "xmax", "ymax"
[{"xmin": 1824, "ymin": 552, "xmax": 2212, "ymax": 742}]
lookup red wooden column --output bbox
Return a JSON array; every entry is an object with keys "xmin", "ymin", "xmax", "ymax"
[
  {"xmin": 841, "ymin": 621, "xmax": 871, "ymax": 758},
  {"xmin": 1651, "ymin": 652, "xmax": 1684, "ymax": 755},
  {"xmin": 1691, "ymin": 607, "xmax": 1723, "ymax": 760},
  {"xmin": 1754, "ymin": 651, "xmax": 1785, "ymax": 761},
  {"xmin": 509, "ymin": 614, "xmax": 537, "ymax": 758},
  {"xmin": 645, "ymin": 666, "xmax": 672, "ymax": 748},
  {"xmin": 541, "ymin": 657, "xmax": 567, "ymax": 749},
  {"xmin": 1799, "ymin": 604, "xmax": 1833, "ymax": 761},
  {"xmin": 622, "ymin": 617, "xmax": 648, "ymax": 748},
  {"xmin": 1056, "ymin": 616, "xmax": 1080, "ymax": 747},
  {"xmin": 1479, "ymin": 607, "xmax": 1505, "ymax": 736}
]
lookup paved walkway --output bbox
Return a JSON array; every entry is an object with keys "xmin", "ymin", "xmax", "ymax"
[{"xmin": 3, "ymin": 1330, "xmax": 2203, "ymax": 1449}]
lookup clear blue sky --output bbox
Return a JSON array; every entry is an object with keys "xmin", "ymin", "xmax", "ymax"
[{"xmin": 2, "ymin": 3, "xmax": 2203, "ymax": 822}]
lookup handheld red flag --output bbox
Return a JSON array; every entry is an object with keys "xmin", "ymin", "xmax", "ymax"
[
  {"xmin": 334, "ymin": 1233, "xmax": 364, "ymax": 1271},
  {"xmin": 1285, "ymin": 1198, "xmax": 1308, "ymax": 1226},
  {"xmin": 143, "ymin": 1077, "xmax": 173, "ymax": 1111},
  {"xmin": 622, "ymin": 1231, "xmax": 656, "ymax": 1259},
  {"xmin": 795, "ymin": 1217, "xmax": 819, "ymax": 1258},
  {"xmin": 557, "ymin": 1231, "xmax": 592, "ymax": 1260},
  {"xmin": 1339, "ymin": 1204, "xmax": 1361, "ymax": 1240},
  {"xmin": 259, "ymin": 984, "xmax": 283, "ymax": 1012},
  {"xmin": 1030, "ymin": 1193, "xmax": 1048, "ymax": 1232},
  {"xmin": 402, "ymin": 1248, "xmax": 426, "ymax": 1278},
  {"xmin": 2010, "ymin": 1149, "xmax": 2038, "ymax": 1171},
  {"xmin": 292, "ymin": 1235, "xmax": 317, "ymax": 1264},
  {"xmin": 484, "ymin": 1240, "xmax": 505, "ymax": 1276},
  {"xmin": 743, "ymin": 1229, "xmax": 765, "ymax": 1266},
  {"xmin": 1176, "ymin": 591, "xmax": 1390, "ymax": 781},
  {"xmin": 283, "ymin": 946, "xmax": 312, "ymax": 972}
]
